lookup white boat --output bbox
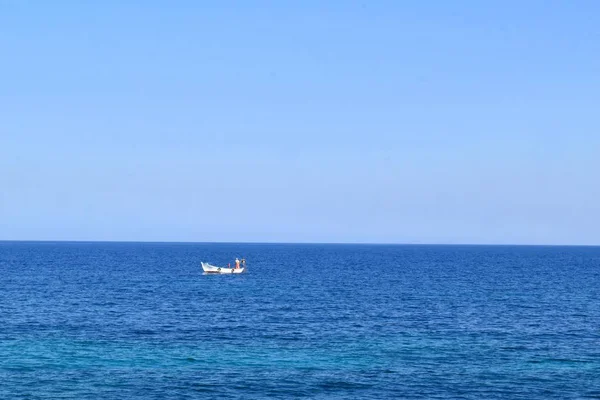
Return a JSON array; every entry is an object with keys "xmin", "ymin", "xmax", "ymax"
[{"xmin": 201, "ymin": 262, "xmax": 246, "ymax": 274}]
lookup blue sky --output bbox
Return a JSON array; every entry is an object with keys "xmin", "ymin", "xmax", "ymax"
[{"xmin": 1, "ymin": 1, "xmax": 599, "ymax": 244}]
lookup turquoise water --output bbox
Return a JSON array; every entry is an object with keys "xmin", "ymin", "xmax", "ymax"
[{"xmin": 1, "ymin": 242, "xmax": 599, "ymax": 398}]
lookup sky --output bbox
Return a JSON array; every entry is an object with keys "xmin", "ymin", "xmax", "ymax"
[{"xmin": 1, "ymin": 1, "xmax": 599, "ymax": 245}]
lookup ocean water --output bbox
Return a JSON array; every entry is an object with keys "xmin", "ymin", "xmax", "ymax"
[{"xmin": 0, "ymin": 242, "xmax": 599, "ymax": 399}]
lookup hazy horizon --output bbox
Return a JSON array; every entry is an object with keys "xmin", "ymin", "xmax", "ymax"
[{"xmin": 1, "ymin": 239, "xmax": 598, "ymax": 247}]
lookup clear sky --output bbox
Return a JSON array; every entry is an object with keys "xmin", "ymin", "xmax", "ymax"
[{"xmin": 1, "ymin": 1, "xmax": 599, "ymax": 244}]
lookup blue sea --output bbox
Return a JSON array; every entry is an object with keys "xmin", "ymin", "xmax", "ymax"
[{"xmin": 1, "ymin": 242, "xmax": 599, "ymax": 399}]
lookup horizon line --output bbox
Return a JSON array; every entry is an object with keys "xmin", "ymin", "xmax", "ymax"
[{"xmin": 0, "ymin": 239, "xmax": 598, "ymax": 247}]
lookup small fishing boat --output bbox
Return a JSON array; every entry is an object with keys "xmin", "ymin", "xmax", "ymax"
[{"xmin": 201, "ymin": 262, "xmax": 246, "ymax": 274}]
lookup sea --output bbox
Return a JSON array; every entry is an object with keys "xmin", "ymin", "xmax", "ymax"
[{"xmin": 0, "ymin": 241, "xmax": 599, "ymax": 399}]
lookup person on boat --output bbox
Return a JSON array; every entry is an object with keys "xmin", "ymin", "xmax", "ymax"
[
  {"xmin": 235, "ymin": 258, "xmax": 240, "ymax": 269},
  {"xmin": 241, "ymin": 258, "xmax": 246, "ymax": 267}
]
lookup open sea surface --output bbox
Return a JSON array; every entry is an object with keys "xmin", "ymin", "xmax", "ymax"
[{"xmin": 0, "ymin": 242, "xmax": 599, "ymax": 399}]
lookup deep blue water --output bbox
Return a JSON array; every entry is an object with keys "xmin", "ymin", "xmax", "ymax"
[{"xmin": 1, "ymin": 242, "xmax": 599, "ymax": 399}]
